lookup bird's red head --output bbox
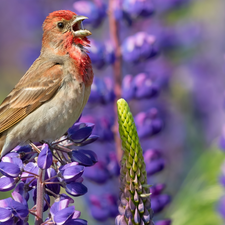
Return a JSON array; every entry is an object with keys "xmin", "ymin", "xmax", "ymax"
[
  {"xmin": 42, "ymin": 10, "xmax": 93, "ymax": 87},
  {"xmin": 42, "ymin": 10, "xmax": 91, "ymax": 51}
]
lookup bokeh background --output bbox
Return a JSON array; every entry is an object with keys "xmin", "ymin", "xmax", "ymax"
[{"xmin": 0, "ymin": 0, "xmax": 225, "ymax": 224}]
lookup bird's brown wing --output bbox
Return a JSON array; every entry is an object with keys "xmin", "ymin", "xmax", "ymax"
[{"xmin": 0, "ymin": 60, "xmax": 63, "ymax": 133}]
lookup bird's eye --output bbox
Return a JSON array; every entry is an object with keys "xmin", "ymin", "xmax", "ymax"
[{"xmin": 57, "ymin": 22, "xmax": 64, "ymax": 29}]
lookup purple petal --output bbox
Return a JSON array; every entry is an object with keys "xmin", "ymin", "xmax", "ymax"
[
  {"xmin": 10, "ymin": 199, "xmax": 29, "ymax": 218},
  {"xmin": 0, "ymin": 177, "xmax": 16, "ymax": 191},
  {"xmin": 54, "ymin": 206, "xmax": 75, "ymax": 224},
  {"xmin": 0, "ymin": 198, "xmax": 12, "ymax": 208},
  {"xmin": 84, "ymin": 162, "xmax": 110, "ymax": 184},
  {"xmin": 0, "ymin": 208, "xmax": 12, "ymax": 222},
  {"xmin": 78, "ymin": 135, "xmax": 99, "ymax": 146},
  {"xmin": 2, "ymin": 152, "xmax": 19, "ymax": 161},
  {"xmin": 66, "ymin": 182, "xmax": 87, "ymax": 197},
  {"xmin": 122, "ymin": 75, "xmax": 135, "ymax": 100},
  {"xmin": 13, "ymin": 183, "xmax": 30, "ymax": 202},
  {"xmin": 13, "ymin": 145, "xmax": 34, "ymax": 161},
  {"xmin": 59, "ymin": 194, "xmax": 74, "ymax": 204},
  {"xmin": 150, "ymin": 184, "xmax": 166, "ymax": 196},
  {"xmin": 78, "ymin": 150, "xmax": 98, "ymax": 164},
  {"xmin": 0, "ymin": 162, "xmax": 20, "ymax": 178},
  {"xmin": 144, "ymin": 149, "xmax": 165, "ymax": 175},
  {"xmin": 12, "ymin": 191, "xmax": 27, "ymax": 206},
  {"xmin": 72, "ymin": 210, "xmax": 81, "ymax": 219},
  {"xmin": 151, "ymin": 194, "xmax": 171, "ymax": 213},
  {"xmin": 64, "ymin": 219, "xmax": 87, "ymax": 225},
  {"xmin": 37, "ymin": 144, "xmax": 53, "ymax": 169},
  {"xmin": 70, "ymin": 150, "xmax": 96, "ymax": 167},
  {"xmin": 61, "ymin": 165, "xmax": 84, "ymax": 182},
  {"xmin": 22, "ymin": 162, "xmax": 38, "ymax": 187},
  {"xmin": 68, "ymin": 124, "xmax": 94, "ymax": 143}
]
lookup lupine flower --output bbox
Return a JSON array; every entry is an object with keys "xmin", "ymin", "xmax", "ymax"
[
  {"xmin": 122, "ymin": 0, "xmax": 155, "ymax": 19},
  {"xmin": 84, "ymin": 153, "xmax": 120, "ymax": 184},
  {"xmin": 122, "ymin": 75, "xmax": 135, "ymax": 100},
  {"xmin": 135, "ymin": 109, "xmax": 163, "ymax": 138},
  {"xmin": 122, "ymin": 32, "xmax": 158, "ymax": 63},
  {"xmin": 89, "ymin": 194, "xmax": 119, "ymax": 222},
  {"xmin": 73, "ymin": 0, "xmax": 106, "ymax": 28},
  {"xmin": 80, "ymin": 115, "xmax": 114, "ymax": 142},
  {"xmin": 144, "ymin": 149, "xmax": 165, "ymax": 175},
  {"xmin": 0, "ymin": 120, "xmax": 98, "ymax": 224},
  {"xmin": 89, "ymin": 77, "xmax": 115, "ymax": 104},
  {"xmin": 116, "ymin": 98, "xmax": 153, "ymax": 224}
]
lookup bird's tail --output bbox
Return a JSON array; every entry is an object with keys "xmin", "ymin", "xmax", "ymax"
[{"xmin": 0, "ymin": 133, "xmax": 6, "ymax": 157}]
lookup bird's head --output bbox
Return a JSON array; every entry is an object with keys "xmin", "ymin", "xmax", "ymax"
[{"xmin": 42, "ymin": 10, "xmax": 92, "ymax": 51}]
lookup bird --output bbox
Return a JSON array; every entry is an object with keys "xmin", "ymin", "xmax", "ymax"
[{"xmin": 0, "ymin": 10, "xmax": 94, "ymax": 157}]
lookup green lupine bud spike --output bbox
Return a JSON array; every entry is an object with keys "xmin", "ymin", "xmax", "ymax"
[{"xmin": 116, "ymin": 99, "xmax": 153, "ymax": 225}]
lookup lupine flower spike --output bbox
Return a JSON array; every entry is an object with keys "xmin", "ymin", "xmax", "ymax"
[{"xmin": 116, "ymin": 98, "xmax": 153, "ymax": 225}]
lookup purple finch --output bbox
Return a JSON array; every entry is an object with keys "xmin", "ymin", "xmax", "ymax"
[{"xmin": 0, "ymin": 10, "xmax": 93, "ymax": 157}]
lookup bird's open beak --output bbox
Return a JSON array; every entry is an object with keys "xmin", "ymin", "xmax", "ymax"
[{"xmin": 71, "ymin": 15, "xmax": 92, "ymax": 37}]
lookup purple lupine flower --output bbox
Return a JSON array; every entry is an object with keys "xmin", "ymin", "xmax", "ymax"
[
  {"xmin": 106, "ymin": 152, "xmax": 120, "ymax": 177},
  {"xmin": 88, "ymin": 39, "xmax": 105, "ymax": 69},
  {"xmin": 84, "ymin": 161, "xmax": 110, "ymax": 184},
  {"xmin": 89, "ymin": 195, "xmax": 110, "ymax": 221},
  {"xmin": 88, "ymin": 77, "xmax": 115, "ymax": 104},
  {"xmin": 0, "ymin": 176, "xmax": 16, "ymax": 192},
  {"xmin": 80, "ymin": 115, "xmax": 114, "ymax": 141},
  {"xmin": 135, "ymin": 109, "xmax": 163, "ymax": 138},
  {"xmin": 89, "ymin": 194, "xmax": 119, "ymax": 222},
  {"xmin": 0, "ymin": 118, "xmax": 98, "ymax": 223},
  {"xmin": 37, "ymin": 143, "xmax": 53, "ymax": 169},
  {"xmin": 50, "ymin": 199, "xmax": 86, "ymax": 224},
  {"xmin": 112, "ymin": 0, "xmax": 123, "ymax": 21},
  {"xmin": 60, "ymin": 164, "xmax": 84, "ymax": 183},
  {"xmin": 122, "ymin": 32, "xmax": 158, "ymax": 63},
  {"xmin": 0, "ymin": 197, "xmax": 29, "ymax": 223},
  {"xmin": 144, "ymin": 149, "xmax": 165, "ymax": 175},
  {"xmin": 66, "ymin": 182, "xmax": 88, "ymax": 197},
  {"xmin": 67, "ymin": 122, "xmax": 94, "ymax": 143},
  {"xmin": 133, "ymin": 73, "xmax": 159, "ymax": 99},
  {"xmin": 151, "ymin": 194, "xmax": 171, "ymax": 213},
  {"xmin": 104, "ymin": 42, "xmax": 116, "ymax": 65},
  {"xmin": 73, "ymin": 0, "xmax": 106, "ymax": 28},
  {"xmin": 0, "ymin": 162, "xmax": 21, "ymax": 178},
  {"xmin": 122, "ymin": 75, "xmax": 135, "ymax": 100},
  {"xmin": 123, "ymin": 0, "xmax": 155, "ymax": 19},
  {"xmin": 70, "ymin": 149, "xmax": 98, "ymax": 166}
]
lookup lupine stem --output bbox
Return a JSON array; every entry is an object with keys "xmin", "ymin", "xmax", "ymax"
[
  {"xmin": 35, "ymin": 168, "xmax": 45, "ymax": 225},
  {"xmin": 109, "ymin": 0, "xmax": 123, "ymax": 162}
]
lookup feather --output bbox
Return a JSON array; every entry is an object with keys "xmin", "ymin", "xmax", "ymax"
[{"xmin": 0, "ymin": 59, "xmax": 63, "ymax": 134}]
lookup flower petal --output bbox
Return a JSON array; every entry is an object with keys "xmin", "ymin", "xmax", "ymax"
[
  {"xmin": 54, "ymin": 206, "xmax": 75, "ymax": 224},
  {"xmin": 66, "ymin": 182, "xmax": 87, "ymax": 197},
  {"xmin": 37, "ymin": 144, "xmax": 53, "ymax": 169},
  {"xmin": 0, "ymin": 162, "xmax": 20, "ymax": 178},
  {"xmin": 0, "ymin": 177, "xmax": 16, "ymax": 191},
  {"xmin": 0, "ymin": 208, "xmax": 12, "ymax": 222}
]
